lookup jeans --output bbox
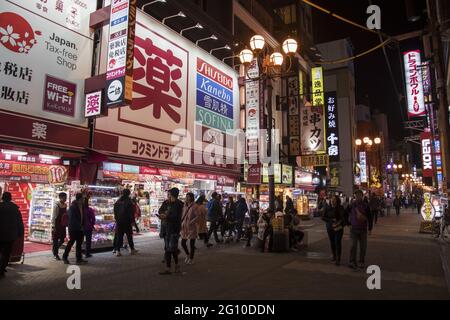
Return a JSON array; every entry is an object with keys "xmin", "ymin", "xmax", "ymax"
[
  {"xmin": 115, "ymin": 224, "xmax": 134, "ymax": 252},
  {"xmin": 181, "ymin": 239, "xmax": 196, "ymax": 260},
  {"xmin": 395, "ymin": 206, "xmax": 401, "ymax": 216},
  {"xmin": 164, "ymin": 233, "xmax": 179, "ymax": 268},
  {"xmin": 0, "ymin": 241, "xmax": 14, "ymax": 274},
  {"xmin": 327, "ymin": 228, "xmax": 343, "ymax": 260},
  {"xmin": 63, "ymin": 230, "xmax": 84, "ymax": 261},
  {"xmin": 52, "ymin": 231, "xmax": 65, "ymax": 257},
  {"xmin": 350, "ymin": 229, "xmax": 367, "ymax": 264},
  {"xmin": 207, "ymin": 220, "xmax": 220, "ymax": 243},
  {"xmin": 84, "ymin": 230, "xmax": 93, "ymax": 255}
]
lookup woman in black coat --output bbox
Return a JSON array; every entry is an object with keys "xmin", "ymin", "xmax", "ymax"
[{"xmin": 322, "ymin": 195, "xmax": 346, "ymax": 265}]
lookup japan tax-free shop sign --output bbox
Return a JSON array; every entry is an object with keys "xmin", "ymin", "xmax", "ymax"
[
  {"xmin": 95, "ymin": 9, "xmax": 240, "ymax": 167},
  {"xmin": 0, "ymin": 0, "xmax": 95, "ymax": 126}
]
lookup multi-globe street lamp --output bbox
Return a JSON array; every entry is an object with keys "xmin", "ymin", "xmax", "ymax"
[{"xmin": 239, "ymin": 35, "xmax": 298, "ymax": 211}]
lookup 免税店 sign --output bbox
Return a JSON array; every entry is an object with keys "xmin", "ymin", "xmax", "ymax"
[{"xmin": 403, "ymin": 50, "xmax": 426, "ymax": 118}]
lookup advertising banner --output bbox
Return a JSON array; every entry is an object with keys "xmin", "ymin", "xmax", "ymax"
[
  {"xmin": 301, "ymin": 100, "xmax": 326, "ymax": 154},
  {"xmin": 0, "ymin": 0, "xmax": 95, "ymax": 126},
  {"xmin": 325, "ymin": 92, "xmax": 340, "ymax": 162},
  {"xmin": 403, "ymin": 50, "xmax": 426, "ymax": 118},
  {"xmin": 420, "ymin": 131, "xmax": 433, "ymax": 178},
  {"xmin": 95, "ymin": 10, "xmax": 239, "ymax": 173}
]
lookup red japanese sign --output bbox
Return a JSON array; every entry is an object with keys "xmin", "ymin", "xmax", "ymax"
[
  {"xmin": 247, "ymin": 164, "xmax": 261, "ymax": 184},
  {"xmin": 194, "ymin": 173, "xmax": 217, "ymax": 181},
  {"xmin": 421, "ymin": 131, "xmax": 433, "ymax": 178},
  {"xmin": 197, "ymin": 57, "xmax": 233, "ymax": 90},
  {"xmin": 0, "ymin": 160, "xmax": 67, "ymax": 184},
  {"xmin": 139, "ymin": 166, "xmax": 159, "ymax": 175}
]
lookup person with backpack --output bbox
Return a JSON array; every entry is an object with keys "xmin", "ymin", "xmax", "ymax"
[
  {"xmin": 52, "ymin": 192, "xmax": 68, "ymax": 261},
  {"xmin": 113, "ymin": 189, "xmax": 138, "ymax": 257},
  {"xmin": 159, "ymin": 188, "xmax": 183, "ymax": 275},
  {"xmin": 207, "ymin": 192, "xmax": 222, "ymax": 244},
  {"xmin": 0, "ymin": 192, "xmax": 24, "ymax": 279},
  {"xmin": 63, "ymin": 193, "xmax": 88, "ymax": 265},
  {"xmin": 349, "ymin": 190, "xmax": 370, "ymax": 270}
]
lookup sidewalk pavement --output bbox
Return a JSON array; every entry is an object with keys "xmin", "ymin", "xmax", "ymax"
[{"xmin": 1, "ymin": 208, "xmax": 449, "ymax": 300}]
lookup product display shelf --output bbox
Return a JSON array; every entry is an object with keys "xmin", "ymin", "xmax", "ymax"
[{"xmin": 28, "ymin": 188, "xmax": 55, "ymax": 244}]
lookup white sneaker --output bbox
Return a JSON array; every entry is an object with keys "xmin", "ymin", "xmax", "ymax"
[
  {"xmin": 130, "ymin": 249, "xmax": 139, "ymax": 255},
  {"xmin": 116, "ymin": 251, "xmax": 122, "ymax": 257},
  {"xmin": 184, "ymin": 256, "xmax": 190, "ymax": 263},
  {"xmin": 186, "ymin": 259, "xmax": 194, "ymax": 265}
]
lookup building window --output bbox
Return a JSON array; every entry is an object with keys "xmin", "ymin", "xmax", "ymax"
[{"xmin": 275, "ymin": 4, "xmax": 296, "ymax": 25}]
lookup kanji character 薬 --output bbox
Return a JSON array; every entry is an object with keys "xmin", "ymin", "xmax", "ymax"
[
  {"xmin": 31, "ymin": 122, "xmax": 47, "ymax": 140},
  {"xmin": 132, "ymin": 36, "xmax": 183, "ymax": 123}
]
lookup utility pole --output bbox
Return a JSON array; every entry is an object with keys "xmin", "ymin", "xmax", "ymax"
[{"xmin": 427, "ymin": 0, "xmax": 450, "ymax": 195}]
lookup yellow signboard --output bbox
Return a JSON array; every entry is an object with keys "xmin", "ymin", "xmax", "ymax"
[
  {"xmin": 300, "ymin": 154, "xmax": 329, "ymax": 167},
  {"xmin": 312, "ymin": 67, "xmax": 324, "ymax": 107}
]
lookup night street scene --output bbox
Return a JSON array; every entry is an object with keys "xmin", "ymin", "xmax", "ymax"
[{"xmin": 1, "ymin": 0, "xmax": 450, "ymax": 307}]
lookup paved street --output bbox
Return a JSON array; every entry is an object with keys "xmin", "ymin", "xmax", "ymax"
[{"xmin": 1, "ymin": 208, "xmax": 449, "ymax": 300}]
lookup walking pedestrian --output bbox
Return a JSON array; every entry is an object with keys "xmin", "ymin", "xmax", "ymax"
[
  {"xmin": 159, "ymin": 188, "xmax": 183, "ymax": 275},
  {"xmin": 258, "ymin": 209, "xmax": 274, "ymax": 253},
  {"xmin": 132, "ymin": 196, "xmax": 141, "ymax": 233},
  {"xmin": 285, "ymin": 195, "xmax": 294, "ymax": 215},
  {"xmin": 207, "ymin": 192, "xmax": 223, "ymax": 243},
  {"xmin": 223, "ymin": 196, "xmax": 236, "ymax": 241},
  {"xmin": 63, "ymin": 193, "xmax": 88, "ymax": 265},
  {"xmin": 0, "ymin": 192, "xmax": 24, "ymax": 279},
  {"xmin": 323, "ymin": 195, "xmax": 345, "ymax": 265},
  {"xmin": 83, "ymin": 196, "xmax": 96, "ymax": 258},
  {"xmin": 113, "ymin": 189, "xmax": 138, "ymax": 257},
  {"xmin": 235, "ymin": 195, "xmax": 248, "ymax": 242},
  {"xmin": 416, "ymin": 196, "xmax": 423, "ymax": 215},
  {"xmin": 394, "ymin": 195, "xmax": 402, "ymax": 216},
  {"xmin": 195, "ymin": 195, "xmax": 212, "ymax": 248},
  {"xmin": 181, "ymin": 192, "xmax": 198, "ymax": 265},
  {"xmin": 52, "ymin": 192, "xmax": 68, "ymax": 260},
  {"xmin": 368, "ymin": 194, "xmax": 381, "ymax": 235},
  {"xmin": 349, "ymin": 190, "xmax": 370, "ymax": 270},
  {"xmin": 157, "ymin": 192, "xmax": 170, "ymax": 262},
  {"xmin": 385, "ymin": 196, "xmax": 393, "ymax": 216}
]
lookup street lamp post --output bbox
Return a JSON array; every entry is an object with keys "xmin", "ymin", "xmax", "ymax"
[
  {"xmin": 355, "ymin": 137, "xmax": 381, "ymax": 191},
  {"xmin": 240, "ymin": 35, "xmax": 298, "ymax": 211}
]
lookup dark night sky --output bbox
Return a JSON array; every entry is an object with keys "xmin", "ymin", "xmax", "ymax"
[{"xmin": 312, "ymin": 0, "xmax": 427, "ymax": 141}]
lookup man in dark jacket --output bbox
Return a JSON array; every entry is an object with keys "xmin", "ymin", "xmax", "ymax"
[
  {"xmin": 114, "ymin": 189, "xmax": 138, "ymax": 257},
  {"xmin": 159, "ymin": 188, "xmax": 183, "ymax": 275},
  {"xmin": 0, "ymin": 192, "xmax": 24, "ymax": 279},
  {"xmin": 285, "ymin": 195, "xmax": 294, "ymax": 214},
  {"xmin": 349, "ymin": 190, "xmax": 370, "ymax": 270},
  {"xmin": 62, "ymin": 193, "xmax": 87, "ymax": 265},
  {"xmin": 235, "ymin": 196, "xmax": 248, "ymax": 242},
  {"xmin": 207, "ymin": 192, "xmax": 223, "ymax": 243}
]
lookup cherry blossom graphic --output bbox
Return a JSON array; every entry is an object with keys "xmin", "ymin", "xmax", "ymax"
[{"xmin": 0, "ymin": 12, "xmax": 41, "ymax": 54}]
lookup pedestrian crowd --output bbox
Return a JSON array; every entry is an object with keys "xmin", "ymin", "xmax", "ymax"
[{"xmin": 0, "ymin": 183, "xmax": 426, "ymax": 278}]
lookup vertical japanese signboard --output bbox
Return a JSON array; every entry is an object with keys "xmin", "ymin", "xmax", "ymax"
[
  {"xmin": 287, "ymin": 77, "xmax": 300, "ymax": 156},
  {"xmin": 300, "ymin": 67, "xmax": 326, "ymax": 154},
  {"xmin": 403, "ymin": 50, "xmax": 426, "ymax": 118},
  {"xmin": 360, "ymin": 152, "xmax": 368, "ymax": 183},
  {"xmin": 325, "ymin": 92, "xmax": 339, "ymax": 162},
  {"xmin": 300, "ymin": 101, "xmax": 326, "ymax": 154},
  {"xmin": 246, "ymin": 59, "xmax": 260, "ymax": 158},
  {"xmin": 420, "ymin": 131, "xmax": 433, "ymax": 178},
  {"xmin": 106, "ymin": 0, "xmax": 136, "ymax": 107}
]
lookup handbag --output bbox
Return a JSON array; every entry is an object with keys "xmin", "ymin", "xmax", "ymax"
[{"xmin": 356, "ymin": 207, "xmax": 367, "ymax": 223}]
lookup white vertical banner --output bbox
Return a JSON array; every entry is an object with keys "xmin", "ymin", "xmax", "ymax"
[
  {"xmin": 360, "ymin": 151, "xmax": 367, "ymax": 183},
  {"xmin": 246, "ymin": 59, "xmax": 260, "ymax": 160},
  {"xmin": 403, "ymin": 50, "xmax": 426, "ymax": 118}
]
